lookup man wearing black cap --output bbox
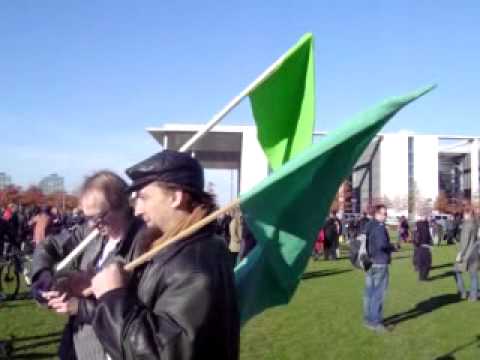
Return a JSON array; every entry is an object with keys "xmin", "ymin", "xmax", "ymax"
[{"xmin": 89, "ymin": 150, "xmax": 240, "ymax": 360}]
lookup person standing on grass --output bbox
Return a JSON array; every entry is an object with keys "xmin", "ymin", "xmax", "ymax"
[
  {"xmin": 454, "ymin": 206, "xmax": 479, "ymax": 301},
  {"xmin": 358, "ymin": 211, "xmax": 371, "ymax": 233},
  {"xmin": 29, "ymin": 206, "xmax": 51, "ymax": 247},
  {"xmin": 324, "ymin": 211, "xmax": 341, "ymax": 260},
  {"xmin": 228, "ymin": 209, "xmax": 243, "ymax": 268},
  {"xmin": 363, "ymin": 204, "xmax": 396, "ymax": 333},
  {"xmin": 445, "ymin": 215, "xmax": 456, "ymax": 245},
  {"xmin": 313, "ymin": 227, "xmax": 325, "ymax": 261},
  {"xmin": 413, "ymin": 216, "xmax": 433, "ymax": 281},
  {"xmin": 398, "ymin": 216, "xmax": 409, "ymax": 244},
  {"xmin": 453, "ymin": 212, "xmax": 463, "ymax": 243}
]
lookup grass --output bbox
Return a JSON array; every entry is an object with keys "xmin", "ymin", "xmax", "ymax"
[
  {"xmin": 0, "ymin": 291, "xmax": 64, "ymax": 359},
  {"xmin": 0, "ymin": 245, "xmax": 479, "ymax": 359},
  {"xmin": 241, "ymin": 244, "xmax": 480, "ymax": 360}
]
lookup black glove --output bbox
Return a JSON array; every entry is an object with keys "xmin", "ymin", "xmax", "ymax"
[{"xmin": 31, "ymin": 270, "xmax": 53, "ymax": 303}]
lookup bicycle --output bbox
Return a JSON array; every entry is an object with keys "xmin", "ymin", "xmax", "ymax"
[{"xmin": 0, "ymin": 240, "xmax": 33, "ymax": 302}]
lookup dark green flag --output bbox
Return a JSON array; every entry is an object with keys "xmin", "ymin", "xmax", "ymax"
[{"xmin": 235, "ymin": 85, "xmax": 435, "ymax": 325}]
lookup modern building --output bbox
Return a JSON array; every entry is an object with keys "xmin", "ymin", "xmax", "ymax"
[
  {"xmin": 0, "ymin": 172, "xmax": 12, "ymax": 190},
  {"xmin": 147, "ymin": 124, "xmax": 480, "ymax": 218},
  {"xmin": 39, "ymin": 173, "xmax": 65, "ymax": 195}
]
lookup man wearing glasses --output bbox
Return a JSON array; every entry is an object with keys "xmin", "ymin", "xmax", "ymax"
[{"xmin": 31, "ymin": 170, "xmax": 147, "ymax": 360}]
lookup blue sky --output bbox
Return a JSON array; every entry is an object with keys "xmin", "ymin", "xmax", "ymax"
[{"xmin": 1, "ymin": 1, "xmax": 479, "ymax": 203}]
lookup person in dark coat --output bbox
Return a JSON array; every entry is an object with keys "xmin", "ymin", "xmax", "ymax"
[
  {"xmin": 445, "ymin": 216, "xmax": 456, "ymax": 244},
  {"xmin": 453, "ymin": 213, "xmax": 463, "ymax": 243},
  {"xmin": 363, "ymin": 204, "xmax": 395, "ymax": 333},
  {"xmin": 88, "ymin": 150, "xmax": 240, "ymax": 360},
  {"xmin": 324, "ymin": 211, "xmax": 340, "ymax": 260},
  {"xmin": 358, "ymin": 212, "xmax": 371, "ymax": 234},
  {"xmin": 398, "ymin": 216, "xmax": 409, "ymax": 244},
  {"xmin": 413, "ymin": 217, "xmax": 433, "ymax": 281},
  {"xmin": 48, "ymin": 206, "xmax": 64, "ymax": 235},
  {"xmin": 238, "ymin": 215, "xmax": 257, "ymax": 261},
  {"xmin": 31, "ymin": 171, "xmax": 147, "ymax": 360}
]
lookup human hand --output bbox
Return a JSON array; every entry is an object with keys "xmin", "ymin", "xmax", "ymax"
[{"xmin": 44, "ymin": 291, "xmax": 79, "ymax": 315}]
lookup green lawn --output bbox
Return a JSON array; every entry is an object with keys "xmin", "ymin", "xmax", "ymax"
[
  {"xmin": 0, "ymin": 291, "xmax": 65, "ymax": 359},
  {"xmin": 1, "ymin": 245, "xmax": 479, "ymax": 359},
  {"xmin": 241, "ymin": 244, "xmax": 480, "ymax": 360}
]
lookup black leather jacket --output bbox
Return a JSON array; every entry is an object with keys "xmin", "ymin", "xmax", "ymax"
[
  {"xmin": 32, "ymin": 217, "xmax": 147, "ymax": 360},
  {"xmin": 91, "ymin": 226, "xmax": 240, "ymax": 360}
]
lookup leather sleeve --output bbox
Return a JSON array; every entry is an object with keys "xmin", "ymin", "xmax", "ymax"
[
  {"xmin": 76, "ymin": 297, "xmax": 98, "ymax": 324},
  {"xmin": 31, "ymin": 225, "xmax": 89, "ymax": 281},
  {"xmin": 92, "ymin": 266, "xmax": 213, "ymax": 360}
]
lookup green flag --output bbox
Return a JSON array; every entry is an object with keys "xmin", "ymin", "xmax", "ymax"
[
  {"xmin": 249, "ymin": 33, "xmax": 315, "ymax": 170},
  {"xmin": 235, "ymin": 85, "xmax": 435, "ymax": 325}
]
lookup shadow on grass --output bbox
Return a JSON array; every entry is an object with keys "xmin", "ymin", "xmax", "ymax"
[
  {"xmin": 1, "ymin": 292, "xmax": 33, "ymax": 305},
  {"xmin": 14, "ymin": 338, "xmax": 61, "ymax": 352},
  {"xmin": 6, "ymin": 352, "xmax": 58, "ymax": 359},
  {"xmin": 1, "ymin": 302, "xmax": 31, "ymax": 309},
  {"xmin": 434, "ymin": 334, "xmax": 480, "ymax": 360},
  {"xmin": 11, "ymin": 332, "xmax": 62, "ymax": 343},
  {"xmin": 0, "ymin": 332, "xmax": 62, "ymax": 360},
  {"xmin": 431, "ymin": 263, "xmax": 454, "ymax": 271},
  {"xmin": 15, "ymin": 292, "xmax": 33, "ymax": 301},
  {"xmin": 392, "ymin": 247, "xmax": 413, "ymax": 253},
  {"xmin": 384, "ymin": 293, "xmax": 462, "ymax": 326},
  {"xmin": 427, "ymin": 271, "xmax": 455, "ymax": 282},
  {"xmin": 302, "ymin": 269, "xmax": 352, "ymax": 280},
  {"xmin": 392, "ymin": 255, "xmax": 413, "ymax": 261}
]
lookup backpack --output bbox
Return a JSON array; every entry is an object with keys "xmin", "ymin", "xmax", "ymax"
[{"xmin": 349, "ymin": 223, "xmax": 373, "ymax": 271}]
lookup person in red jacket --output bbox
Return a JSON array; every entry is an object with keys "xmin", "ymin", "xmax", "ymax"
[{"xmin": 313, "ymin": 228, "xmax": 325, "ymax": 260}]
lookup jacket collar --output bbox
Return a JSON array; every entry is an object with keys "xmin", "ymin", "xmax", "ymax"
[{"xmin": 143, "ymin": 222, "xmax": 216, "ymax": 270}]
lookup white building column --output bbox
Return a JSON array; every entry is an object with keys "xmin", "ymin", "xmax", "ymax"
[
  {"xmin": 412, "ymin": 135, "xmax": 439, "ymax": 214},
  {"xmin": 471, "ymin": 138, "xmax": 479, "ymax": 203},
  {"xmin": 162, "ymin": 134, "xmax": 168, "ymax": 149},
  {"xmin": 240, "ymin": 127, "xmax": 269, "ymax": 194}
]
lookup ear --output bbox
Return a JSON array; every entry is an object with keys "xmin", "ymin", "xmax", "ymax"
[{"xmin": 169, "ymin": 190, "xmax": 184, "ymax": 209}]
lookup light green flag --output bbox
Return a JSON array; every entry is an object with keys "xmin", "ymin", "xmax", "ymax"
[
  {"xmin": 235, "ymin": 85, "xmax": 436, "ymax": 325},
  {"xmin": 249, "ymin": 33, "xmax": 315, "ymax": 170}
]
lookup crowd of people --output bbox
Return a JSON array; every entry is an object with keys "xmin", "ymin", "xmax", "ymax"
[
  {"xmin": 0, "ymin": 203, "xmax": 85, "ymax": 256},
  {"xmin": 0, "ymin": 201, "xmax": 253, "ymax": 271},
  {"xmin": 310, "ymin": 205, "xmax": 479, "ymax": 333},
  {"xmin": 2, "ymin": 157, "xmax": 478, "ymax": 354},
  {"xmin": 312, "ymin": 210, "xmax": 469, "ymax": 263}
]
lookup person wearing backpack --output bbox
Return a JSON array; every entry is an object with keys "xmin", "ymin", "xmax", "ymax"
[{"xmin": 363, "ymin": 204, "xmax": 395, "ymax": 333}]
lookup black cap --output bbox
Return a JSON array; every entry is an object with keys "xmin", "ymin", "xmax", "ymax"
[{"xmin": 126, "ymin": 150, "xmax": 204, "ymax": 193}]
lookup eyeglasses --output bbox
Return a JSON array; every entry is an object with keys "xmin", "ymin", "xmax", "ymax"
[{"xmin": 85, "ymin": 210, "xmax": 110, "ymax": 227}]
